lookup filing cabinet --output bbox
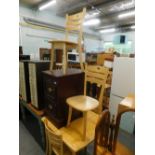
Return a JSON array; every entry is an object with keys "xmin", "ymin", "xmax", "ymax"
[{"xmin": 42, "ymin": 68, "xmax": 84, "ymax": 128}]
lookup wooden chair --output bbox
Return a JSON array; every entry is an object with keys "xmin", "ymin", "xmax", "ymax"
[
  {"xmin": 44, "ymin": 119, "xmax": 72, "ymax": 155},
  {"xmin": 42, "ymin": 111, "xmax": 99, "ymax": 155},
  {"xmin": 66, "ymin": 64, "xmax": 109, "ymax": 140},
  {"xmin": 49, "ymin": 8, "xmax": 86, "ymax": 74},
  {"xmin": 94, "ymin": 109, "xmax": 111, "ymax": 155}
]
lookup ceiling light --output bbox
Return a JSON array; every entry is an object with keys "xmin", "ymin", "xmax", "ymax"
[
  {"xmin": 118, "ymin": 11, "xmax": 135, "ymax": 19},
  {"xmin": 131, "ymin": 25, "xmax": 135, "ymax": 29},
  {"xmin": 100, "ymin": 28, "xmax": 116, "ymax": 33},
  {"xmin": 39, "ymin": 0, "xmax": 56, "ymax": 11},
  {"xmin": 85, "ymin": 12, "xmax": 100, "ymax": 19},
  {"xmin": 83, "ymin": 19, "xmax": 100, "ymax": 26}
]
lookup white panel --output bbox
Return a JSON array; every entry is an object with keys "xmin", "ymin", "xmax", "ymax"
[
  {"xmin": 111, "ymin": 57, "xmax": 135, "ymax": 98},
  {"xmin": 109, "ymin": 94, "xmax": 123, "ymax": 117}
]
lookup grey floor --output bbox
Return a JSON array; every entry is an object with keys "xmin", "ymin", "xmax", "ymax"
[
  {"xmin": 19, "ymin": 121, "xmax": 45, "ymax": 155},
  {"xmin": 19, "ymin": 121, "xmax": 134, "ymax": 155}
]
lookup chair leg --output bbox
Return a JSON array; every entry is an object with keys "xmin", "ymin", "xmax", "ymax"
[
  {"xmin": 67, "ymin": 106, "xmax": 72, "ymax": 126},
  {"xmin": 62, "ymin": 43, "xmax": 67, "ymax": 74},
  {"xmin": 49, "ymin": 142, "xmax": 52, "ymax": 155},
  {"xmin": 50, "ymin": 45, "xmax": 55, "ymax": 71},
  {"xmin": 45, "ymin": 132, "xmax": 49, "ymax": 155},
  {"xmin": 83, "ymin": 112, "xmax": 87, "ymax": 140}
]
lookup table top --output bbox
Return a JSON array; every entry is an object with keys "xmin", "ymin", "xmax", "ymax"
[
  {"xmin": 66, "ymin": 95, "xmax": 99, "ymax": 112},
  {"xmin": 120, "ymin": 94, "xmax": 135, "ymax": 109},
  {"xmin": 118, "ymin": 94, "xmax": 135, "ymax": 113}
]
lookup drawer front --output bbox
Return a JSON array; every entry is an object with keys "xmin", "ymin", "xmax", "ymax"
[
  {"xmin": 44, "ymin": 78, "xmax": 57, "ymax": 98},
  {"xmin": 29, "ymin": 63, "xmax": 38, "ymax": 108},
  {"xmin": 44, "ymin": 95, "xmax": 57, "ymax": 117}
]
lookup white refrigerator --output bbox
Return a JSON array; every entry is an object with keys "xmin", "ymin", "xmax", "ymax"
[{"xmin": 109, "ymin": 57, "xmax": 135, "ymax": 134}]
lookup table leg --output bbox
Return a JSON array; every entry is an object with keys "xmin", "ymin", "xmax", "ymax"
[
  {"xmin": 62, "ymin": 43, "xmax": 67, "ymax": 74},
  {"xmin": 67, "ymin": 106, "xmax": 72, "ymax": 126},
  {"xmin": 83, "ymin": 112, "xmax": 87, "ymax": 140},
  {"xmin": 50, "ymin": 44, "xmax": 54, "ymax": 71}
]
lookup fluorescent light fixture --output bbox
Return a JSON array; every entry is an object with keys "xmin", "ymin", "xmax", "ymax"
[
  {"xmin": 131, "ymin": 25, "xmax": 135, "ymax": 29},
  {"xmin": 118, "ymin": 11, "xmax": 135, "ymax": 19},
  {"xmin": 39, "ymin": 0, "xmax": 56, "ymax": 11},
  {"xmin": 85, "ymin": 12, "xmax": 99, "ymax": 19},
  {"xmin": 100, "ymin": 28, "xmax": 116, "ymax": 33},
  {"xmin": 83, "ymin": 19, "xmax": 100, "ymax": 26}
]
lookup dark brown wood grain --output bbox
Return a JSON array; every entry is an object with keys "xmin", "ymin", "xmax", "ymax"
[{"xmin": 42, "ymin": 68, "xmax": 84, "ymax": 128}]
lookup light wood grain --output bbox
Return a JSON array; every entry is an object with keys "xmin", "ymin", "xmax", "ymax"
[
  {"xmin": 43, "ymin": 118, "xmax": 72, "ymax": 155},
  {"xmin": 84, "ymin": 64, "xmax": 109, "ymax": 113},
  {"xmin": 27, "ymin": 103, "xmax": 44, "ymax": 116},
  {"xmin": 66, "ymin": 95, "xmax": 99, "ymax": 112},
  {"xmin": 117, "ymin": 94, "xmax": 135, "ymax": 114},
  {"xmin": 60, "ymin": 111, "xmax": 99, "ymax": 152},
  {"xmin": 42, "ymin": 111, "xmax": 99, "ymax": 154},
  {"xmin": 49, "ymin": 8, "xmax": 86, "ymax": 72},
  {"xmin": 96, "ymin": 141, "xmax": 134, "ymax": 155}
]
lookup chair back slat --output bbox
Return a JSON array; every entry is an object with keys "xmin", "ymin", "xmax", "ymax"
[
  {"xmin": 44, "ymin": 120, "xmax": 63, "ymax": 155},
  {"xmin": 84, "ymin": 64, "xmax": 109, "ymax": 113},
  {"xmin": 65, "ymin": 8, "xmax": 86, "ymax": 39}
]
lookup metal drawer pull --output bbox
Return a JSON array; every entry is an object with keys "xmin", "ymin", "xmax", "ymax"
[
  {"xmin": 48, "ymin": 105, "xmax": 53, "ymax": 110},
  {"xmin": 48, "ymin": 87, "xmax": 54, "ymax": 93}
]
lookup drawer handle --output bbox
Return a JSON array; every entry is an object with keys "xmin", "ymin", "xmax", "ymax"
[
  {"xmin": 48, "ymin": 87, "xmax": 53, "ymax": 93},
  {"xmin": 48, "ymin": 105, "xmax": 53, "ymax": 110}
]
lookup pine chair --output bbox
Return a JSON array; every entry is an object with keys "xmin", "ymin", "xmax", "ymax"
[
  {"xmin": 66, "ymin": 64, "xmax": 109, "ymax": 140},
  {"xmin": 49, "ymin": 8, "xmax": 86, "ymax": 74},
  {"xmin": 94, "ymin": 109, "xmax": 111, "ymax": 155},
  {"xmin": 44, "ymin": 119, "xmax": 72, "ymax": 155}
]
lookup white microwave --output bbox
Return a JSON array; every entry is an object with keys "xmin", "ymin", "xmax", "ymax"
[{"xmin": 67, "ymin": 52, "xmax": 85, "ymax": 63}]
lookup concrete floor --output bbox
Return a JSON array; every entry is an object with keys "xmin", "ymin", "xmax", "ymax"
[{"xmin": 19, "ymin": 121, "xmax": 134, "ymax": 155}]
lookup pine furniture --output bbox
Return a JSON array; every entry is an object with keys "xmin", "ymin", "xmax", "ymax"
[
  {"xmin": 49, "ymin": 8, "xmax": 86, "ymax": 74},
  {"xmin": 66, "ymin": 65, "xmax": 109, "ymax": 141}
]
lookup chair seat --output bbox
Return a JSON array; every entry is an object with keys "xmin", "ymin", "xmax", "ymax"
[
  {"xmin": 96, "ymin": 141, "xmax": 134, "ymax": 155},
  {"xmin": 49, "ymin": 40, "xmax": 78, "ymax": 46},
  {"xmin": 66, "ymin": 95, "xmax": 99, "ymax": 112}
]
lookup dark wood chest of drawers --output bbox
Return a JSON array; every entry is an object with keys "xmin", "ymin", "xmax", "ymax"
[{"xmin": 42, "ymin": 69, "xmax": 84, "ymax": 128}]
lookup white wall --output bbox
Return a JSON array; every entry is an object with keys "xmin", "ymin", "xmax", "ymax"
[
  {"xmin": 101, "ymin": 31, "xmax": 135, "ymax": 52},
  {"xmin": 19, "ymin": 4, "xmax": 102, "ymax": 58}
]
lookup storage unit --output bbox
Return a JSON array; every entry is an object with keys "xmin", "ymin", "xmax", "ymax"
[
  {"xmin": 20, "ymin": 100, "xmax": 45, "ymax": 150},
  {"xmin": 29, "ymin": 60, "xmax": 50, "ymax": 110},
  {"xmin": 42, "ymin": 68, "xmax": 84, "ymax": 128},
  {"xmin": 19, "ymin": 60, "xmax": 31, "ymax": 102}
]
